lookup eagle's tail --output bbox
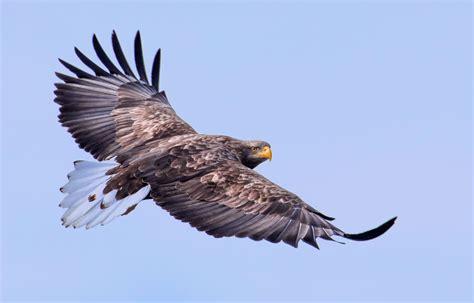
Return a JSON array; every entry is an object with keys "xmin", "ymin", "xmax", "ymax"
[
  {"xmin": 59, "ymin": 160, "xmax": 151, "ymax": 229},
  {"xmin": 342, "ymin": 217, "xmax": 397, "ymax": 241}
]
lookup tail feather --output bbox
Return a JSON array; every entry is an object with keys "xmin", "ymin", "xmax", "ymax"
[
  {"xmin": 101, "ymin": 186, "xmax": 151, "ymax": 226},
  {"xmin": 60, "ymin": 177, "xmax": 108, "ymax": 208},
  {"xmin": 59, "ymin": 160, "xmax": 150, "ymax": 229}
]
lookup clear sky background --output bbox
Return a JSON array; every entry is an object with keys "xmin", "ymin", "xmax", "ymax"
[{"xmin": 1, "ymin": 1, "xmax": 472, "ymax": 302}]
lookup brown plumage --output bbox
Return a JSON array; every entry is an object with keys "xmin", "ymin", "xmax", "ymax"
[{"xmin": 55, "ymin": 31, "xmax": 396, "ymax": 249}]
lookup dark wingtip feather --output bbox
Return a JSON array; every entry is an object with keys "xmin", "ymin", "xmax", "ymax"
[
  {"xmin": 55, "ymin": 71, "xmax": 67, "ymax": 80},
  {"xmin": 58, "ymin": 58, "xmax": 94, "ymax": 79},
  {"xmin": 111, "ymin": 30, "xmax": 136, "ymax": 78},
  {"xmin": 134, "ymin": 30, "xmax": 149, "ymax": 84},
  {"xmin": 302, "ymin": 227, "xmax": 320, "ymax": 249},
  {"xmin": 343, "ymin": 216, "xmax": 397, "ymax": 241},
  {"xmin": 74, "ymin": 47, "xmax": 109, "ymax": 77},
  {"xmin": 318, "ymin": 213, "xmax": 335, "ymax": 221},
  {"xmin": 306, "ymin": 205, "xmax": 336, "ymax": 221},
  {"xmin": 92, "ymin": 33, "xmax": 124, "ymax": 76},
  {"xmin": 304, "ymin": 239, "xmax": 320, "ymax": 250},
  {"xmin": 151, "ymin": 48, "xmax": 161, "ymax": 91}
]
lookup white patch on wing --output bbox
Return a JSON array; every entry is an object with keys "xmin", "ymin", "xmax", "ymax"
[{"xmin": 59, "ymin": 160, "xmax": 151, "ymax": 229}]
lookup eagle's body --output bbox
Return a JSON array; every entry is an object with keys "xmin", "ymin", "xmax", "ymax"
[{"xmin": 55, "ymin": 31, "xmax": 396, "ymax": 249}]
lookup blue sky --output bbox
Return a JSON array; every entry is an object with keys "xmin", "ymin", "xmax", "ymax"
[{"xmin": 1, "ymin": 1, "xmax": 471, "ymax": 302}]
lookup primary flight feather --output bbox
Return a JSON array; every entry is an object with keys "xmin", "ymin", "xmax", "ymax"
[{"xmin": 54, "ymin": 31, "xmax": 396, "ymax": 249}]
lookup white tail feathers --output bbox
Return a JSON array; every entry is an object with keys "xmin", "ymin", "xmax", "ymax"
[{"xmin": 59, "ymin": 160, "xmax": 151, "ymax": 229}]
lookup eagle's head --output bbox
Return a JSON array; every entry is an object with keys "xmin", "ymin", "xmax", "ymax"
[{"xmin": 241, "ymin": 140, "xmax": 272, "ymax": 169}]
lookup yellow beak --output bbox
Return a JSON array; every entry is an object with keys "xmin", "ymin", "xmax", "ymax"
[{"xmin": 257, "ymin": 146, "xmax": 272, "ymax": 161}]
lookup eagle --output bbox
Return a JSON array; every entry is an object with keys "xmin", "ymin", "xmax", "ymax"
[{"xmin": 54, "ymin": 31, "xmax": 396, "ymax": 249}]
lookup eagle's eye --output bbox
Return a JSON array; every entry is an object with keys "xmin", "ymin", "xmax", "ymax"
[{"xmin": 251, "ymin": 146, "xmax": 259, "ymax": 152}]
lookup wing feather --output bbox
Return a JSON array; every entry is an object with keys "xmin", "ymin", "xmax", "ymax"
[
  {"xmin": 74, "ymin": 47, "xmax": 110, "ymax": 77},
  {"xmin": 92, "ymin": 34, "xmax": 125, "ymax": 76},
  {"xmin": 151, "ymin": 48, "xmax": 161, "ymax": 91},
  {"xmin": 134, "ymin": 31, "xmax": 149, "ymax": 84},
  {"xmin": 55, "ymin": 31, "xmax": 197, "ymax": 161},
  {"xmin": 143, "ymin": 158, "xmax": 346, "ymax": 248},
  {"xmin": 58, "ymin": 59, "xmax": 95, "ymax": 79},
  {"xmin": 111, "ymin": 30, "xmax": 137, "ymax": 78},
  {"xmin": 143, "ymin": 157, "xmax": 395, "ymax": 249}
]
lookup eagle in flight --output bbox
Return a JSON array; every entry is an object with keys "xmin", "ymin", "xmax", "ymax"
[{"xmin": 55, "ymin": 31, "xmax": 396, "ymax": 249}]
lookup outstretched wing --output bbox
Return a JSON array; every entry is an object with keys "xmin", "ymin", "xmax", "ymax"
[
  {"xmin": 54, "ymin": 31, "xmax": 196, "ymax": 161},
  {"xmin": 140, "ymin": 155, "xmax": 396, "ymax": 249}
]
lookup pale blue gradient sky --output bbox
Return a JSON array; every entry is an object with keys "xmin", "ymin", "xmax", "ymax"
[{"xmin": 1, "ymin": 1, "xmax": 472, "ymax": 302}]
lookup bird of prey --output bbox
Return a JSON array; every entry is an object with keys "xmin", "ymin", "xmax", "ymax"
[{"xmin": 54, "ymin": 31, "xmax": 396, "ymax": 249}]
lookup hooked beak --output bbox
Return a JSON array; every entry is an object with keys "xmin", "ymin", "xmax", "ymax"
[{"xmin": 257, "ymin": 146, "xmax": 272, "ymax": 161}]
